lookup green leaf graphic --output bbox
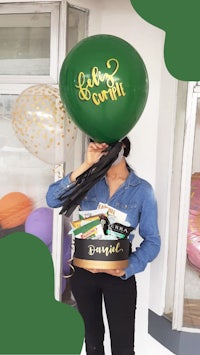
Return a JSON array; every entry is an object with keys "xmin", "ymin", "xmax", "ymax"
[
  {"xmin": 130, "ymin": 0, "xmax": 200, "ymax": 80},
  {"xmin": 0, "ymin": 232, "xmax": 84, "ymax": 354}
]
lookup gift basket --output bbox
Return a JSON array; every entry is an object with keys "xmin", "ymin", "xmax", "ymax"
[{"xmin": 70, "ymin": 203, "xmax": 134, "ymax": 269}]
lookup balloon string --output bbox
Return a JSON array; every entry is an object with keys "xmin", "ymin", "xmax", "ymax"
[{"xmin": 63, "ymin": 258, "xmax": 75, "ymax": 278}]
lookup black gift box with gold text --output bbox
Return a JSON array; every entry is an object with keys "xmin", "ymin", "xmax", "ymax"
[{"xmin": 73, "ymin": 238, "xmax": 131, "ymax": 269}]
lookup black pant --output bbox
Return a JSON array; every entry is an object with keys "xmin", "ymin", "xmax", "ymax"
[{"xmin": 71, "ymin": 267, "xmax": 137, "ymax": 355}]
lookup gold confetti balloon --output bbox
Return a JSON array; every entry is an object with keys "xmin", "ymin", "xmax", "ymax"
[{"xmin": 12, "ymin": 84, "xmax": 77, "ymax": 165}]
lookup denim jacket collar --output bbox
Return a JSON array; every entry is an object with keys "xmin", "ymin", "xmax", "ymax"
[{"xmin": 125, "ymin": 169, "xmax": 141, "ymax": 188}]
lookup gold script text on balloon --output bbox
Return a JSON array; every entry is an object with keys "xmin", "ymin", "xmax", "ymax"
[{"xmin": 75, "ymin": 58, "xmax": 126, "ymax": 106}]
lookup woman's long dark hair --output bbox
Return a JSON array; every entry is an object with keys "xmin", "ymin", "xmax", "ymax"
[{"xmin": 121, "ymin": 136, "xmax": 130, "ymax": 157}]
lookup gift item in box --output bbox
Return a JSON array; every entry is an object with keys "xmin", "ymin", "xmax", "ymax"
[
  {"xmin": 73, "ymin": 238, "xmax": 131, "ymax": 269},
  {"xmin": 73, "ymin": 219, "xmax": 104, "ymax": 239}
]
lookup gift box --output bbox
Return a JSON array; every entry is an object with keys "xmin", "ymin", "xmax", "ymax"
[
  {"xmin": 71, "ymin": 204, "xmax": 133, "ymax": 269},
  {"xmin": 73, "ymin": 238, "xmax": 130, "ymax": 269}
]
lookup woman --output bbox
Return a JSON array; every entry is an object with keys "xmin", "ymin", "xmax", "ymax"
[{"xmin": 46, "ymin": 137, "xmax": 161, "ymax": 355}]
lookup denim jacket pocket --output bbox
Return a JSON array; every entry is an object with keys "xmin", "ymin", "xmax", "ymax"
[{"xmin": 112, "ymin": 201, "xmax": 139, "ymax": 227}]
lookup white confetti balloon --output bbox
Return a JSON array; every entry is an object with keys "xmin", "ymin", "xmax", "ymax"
[{"xmin": 12, "ymin": 84, "xmax": 77, "ymax": 165}]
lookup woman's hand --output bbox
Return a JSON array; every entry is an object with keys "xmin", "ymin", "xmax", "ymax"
[
  {"xmin": 86, "ymin": 268, "xmax": 125, "ymax": 277},
  {"xmin": 70, "ymin": 142, "xmax": 108, "ymax": 182},
  {"xmin": 85, "ymin": 142, "xmax": 109, "ymax": 166}
]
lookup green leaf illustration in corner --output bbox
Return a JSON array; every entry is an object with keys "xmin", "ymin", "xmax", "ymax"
[
  {"xmin": 0, "ymin": 232, "xmax": 84, "ymax": 354},
  {"xmin": 130, "ymin": 0, "xmax": 200, "ymax": 81}
]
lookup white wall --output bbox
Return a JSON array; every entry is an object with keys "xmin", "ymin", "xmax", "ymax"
[{"xmin": 77, "ymin": 0, "xmax": 177, "ymax": 354}]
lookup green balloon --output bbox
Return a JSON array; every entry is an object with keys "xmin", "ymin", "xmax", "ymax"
[{"xmin": 59, "ymin": 34, "xmax": 149, "ymax": 143}]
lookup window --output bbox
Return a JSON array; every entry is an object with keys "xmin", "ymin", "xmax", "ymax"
[
  {"xmin": 0, "ymin": 2, "xmax": 59, "ymax": 84},
  {"xmin": 165, "ymin": 82, "xmax": 200, "ymax": 332}
]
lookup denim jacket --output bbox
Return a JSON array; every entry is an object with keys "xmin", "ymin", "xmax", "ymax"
[{"xmin": 46, "ymin": 169, "xmax": 161, "ymax": 279}]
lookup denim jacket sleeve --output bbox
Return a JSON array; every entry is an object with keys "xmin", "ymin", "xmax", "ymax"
[
  {"xmin": 121, "ymin": 185, "xmax": 161, "ymax": 279},
  {"xmin": 46, "ymin": 173, "xmax": 73, "ymax": 208}
]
